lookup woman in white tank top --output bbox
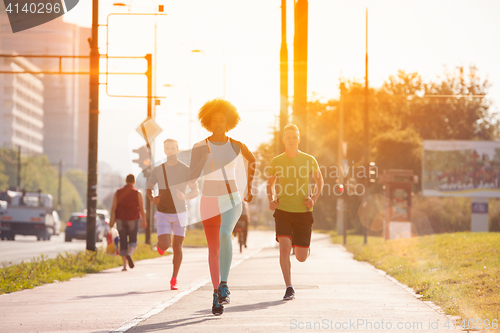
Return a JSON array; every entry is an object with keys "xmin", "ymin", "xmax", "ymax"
[{"xmin": 188, "ymin": 98, "xmax": 256, "ymax": 316}]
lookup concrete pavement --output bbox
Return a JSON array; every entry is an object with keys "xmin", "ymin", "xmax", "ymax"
[{"xmin": 0, "ymin": 231, "xmax": 462, "ymax": 333}]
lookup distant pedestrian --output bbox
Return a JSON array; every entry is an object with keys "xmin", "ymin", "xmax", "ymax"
[
  {"xmin": 146, "ymin": 139, "xmax": 199, "ymax": 290},
  {"xmin": 267, "ymin": 124, "xmax": 324, "ymax": 301},
  {"xmin": 110, "ymin": 174, "xmax": 147, "ymax": 271},
  {"xmin": 188, "ymin": 98, "xmax": 256, "ymax": 316},
  {"xmin": 233, "ymin": 201, "xmax": 249, "ymax": 248}
]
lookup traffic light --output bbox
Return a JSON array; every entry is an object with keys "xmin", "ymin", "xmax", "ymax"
[{"xmin": 132, "ymin": 146, "xmax": 151, "ymax": 173}]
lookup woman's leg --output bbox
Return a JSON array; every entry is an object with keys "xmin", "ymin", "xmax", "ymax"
[
  {"xmin": 219, "ymin": 199, "xmax": 243, "ymax": 283},
  {"xmin": 201, "ymin": 196, "xmax": 222, "ymax": 290}
]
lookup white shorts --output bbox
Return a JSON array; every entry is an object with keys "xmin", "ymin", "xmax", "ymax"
[{"xmin": 155, "ymin": 211, "xmax": 188, "ymax": 237}]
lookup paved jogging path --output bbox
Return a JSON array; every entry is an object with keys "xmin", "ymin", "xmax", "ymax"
[{"xmin": 0, "ymin": 231, "xmax": 462, "ymax": 333}]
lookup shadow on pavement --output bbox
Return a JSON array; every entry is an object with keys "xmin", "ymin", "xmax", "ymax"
[
  {"xmin": 127, "ymin": 316, "xmax": 219, "ymax": 332},
  {"xmin": 194, "ymin": 300, "xmax": 286, "ymax": 315},
  {"xmin": 74, "ymin": 290, "xmax": 170, "ymax": 300}
]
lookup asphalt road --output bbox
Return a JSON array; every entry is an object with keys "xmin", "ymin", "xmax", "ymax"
[{"xmin": 0, "ymin": 233, "xmax": 107, "ymax": 266}]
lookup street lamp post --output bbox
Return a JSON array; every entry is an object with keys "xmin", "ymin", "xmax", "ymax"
[{"xmin": 86, "ymin": 0, "xmax": 100, "ymax": 252}]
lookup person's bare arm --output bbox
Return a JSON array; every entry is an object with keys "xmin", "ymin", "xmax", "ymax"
[
  {"xmin": 137, "ymin": 191, "xmax": 147, "ymax": 229},
  {"xmin": 188, "ymin": 141, "xmax": 208, "ymax": 186},
  {"xmin": 109, "ymin": 193, "xmax": 117, "ymax": 228},
  {"xmin": 147, "ymin": 189, "xmax": 161, "ymax": 205},
  {"xmin": 236, "ymin": 141, "xmax": 256, "ymax": 202},
  {"xmin": 304, "ymin": 170, "xmax": 324, "ymax": 209},
  {"xmin": 267, "ymin": 175, "xmax": 278, "ymax": 210},
  {"xmin": 176, "ymin": 181, "xmax": 199, "ymax": 201}
]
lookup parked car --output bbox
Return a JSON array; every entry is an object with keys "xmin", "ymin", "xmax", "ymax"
[
  {"xmin": 96, "ymin": 209, "xmax": 110, "ymax": 234},
  {"xmin": 82, "ymin": 209, "xmax": 110, "ymax": 234},
  {"xmin": 64, "ymin": 213, "xmax": 105, "ymax": 242}
]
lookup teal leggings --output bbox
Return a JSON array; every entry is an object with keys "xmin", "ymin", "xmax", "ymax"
[{"xmin": 201, "ymin": 192, "xmax": 243, "ymax": 289}]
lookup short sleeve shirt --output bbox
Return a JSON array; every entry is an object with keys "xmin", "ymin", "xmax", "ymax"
[
  {"xmin": 147, "ymin": 161, "xmax": 189, "ymax": 214},
  {"xmin": 268, "ymin": 151, "xmax": 319, "ymax": 213}
]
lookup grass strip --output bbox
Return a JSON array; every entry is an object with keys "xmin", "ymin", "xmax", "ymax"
[
  {"xmin": 328, "ymin": 231, "xmax": 500, "ymax": 327},
  {"xmin": 1, "ymin": 229, "xmax": 208, "ymax": 294}
]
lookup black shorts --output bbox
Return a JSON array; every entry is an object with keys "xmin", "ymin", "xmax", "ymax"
[{"xmin": 273, "ymin": 209, "xmax": 314, "ymax": 248}]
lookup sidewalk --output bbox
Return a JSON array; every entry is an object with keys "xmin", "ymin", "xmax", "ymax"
[{"xmin": 0, "ymin": 231, "xmax": 462, "ymax": 333}]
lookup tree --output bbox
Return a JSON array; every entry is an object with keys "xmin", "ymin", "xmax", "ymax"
[
  {"xmin": 0, "ymin": 149, "xmax": 84, "ymax": 220},
  {"xmin": 0, "ymin": 160, "xmax": 9, "ymax": 191},
  {"xmin": 65, "ymin": 169, "xmax": 87, "ymax": 206},
  {"xmin": 255, "ymin": 65, "xmax": 497, "ymax": 232}
]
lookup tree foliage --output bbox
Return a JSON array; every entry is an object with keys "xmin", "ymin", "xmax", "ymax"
[
  {"xmin": 255, "ymin": 66, "xmax": 498, "ymax": 232},
  {"xmin": 65, "ymin": 169, "xmax": 87, "ymax": 207},
  {"xmin": 0, "ymin": 148, "xmax": 84, "ymax": 221}
]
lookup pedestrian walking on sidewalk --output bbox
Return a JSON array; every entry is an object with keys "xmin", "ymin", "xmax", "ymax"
[
  {"xmin": 232, "ymin": 200, "xmax": 250, "ymax": 249},
  {"xmin": 267, "ymin": 124, "xmax": 324, "ymax": 301},
  {"xmin": 110, "ymin": 174, "xmax": 147, "ymax": 271},
  {"xmin": 146, "ymin": 139, "xmax": 199, "ymax": 290},
  {"xmin": 188, "ymin": 98, "xmax": 256, "ymax": 316}
]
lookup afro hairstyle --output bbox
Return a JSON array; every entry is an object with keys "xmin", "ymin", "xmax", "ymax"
[{"xmin": 198, "ymin": 98, "xmax": 241, "ymax": 132}]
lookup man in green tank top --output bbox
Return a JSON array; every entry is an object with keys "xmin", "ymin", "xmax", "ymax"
[{"xmin": 267, "ymin": 124, "xmax": 324, "ymax": 301}]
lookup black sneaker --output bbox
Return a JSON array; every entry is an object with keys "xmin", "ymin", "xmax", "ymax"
[
  {"xmin": 218, "ymin": 283, "xmax": 231, "ymax": 304},
  {"xmin": 212, "ymin": 292, "xmax": 224, "ymax": 316},
  {"xmin": 283, "ymin": 287, "xmax": 295, "ymax": 300},
  {"xmin": 126, "ymin": 255, "xmax": 134, "ymax": 269}
]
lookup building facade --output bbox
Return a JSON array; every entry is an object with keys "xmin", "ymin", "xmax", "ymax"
[
  {"xmin": 0, "ymin": 56, "xmax": 44, "ymax": 155},
  {"xmin": 0, "ymin": 10, "xmax": 90, "ymax": 171}
]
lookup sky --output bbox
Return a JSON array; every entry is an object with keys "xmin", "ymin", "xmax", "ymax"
[{"xmin": 62, "ymin": 0, "xmax": 500, "ymax": 177}]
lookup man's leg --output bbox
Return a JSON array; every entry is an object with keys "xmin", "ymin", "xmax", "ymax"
[
  {"xmin": 277, "ymin": 236, "xmax": 293, "ymax": 287},
  {"xmin": 243, "ymin": 219, "xmax": 248, "ymax": 247},
  {"xmin": 294, "ymin": 247, "xmax": 309, "ymax": 262},
  {"xmin": 157, "ymin": 233, "xmax": 171, "ymax": 252},
  {"xmin": 121, "ymin": 256, "xmax": 127, "ymax": 270},
  {"xmin": 125, "ymin": 220, "xmax": 138, "ymax": 268},
  {"xmin": 117, "ymin": 220, "xmax": 128, "ymax": 270},
  {"xmin": 155, "ymin": 213, "xmax": 172, "ymax": 255},
  {"xmin": 291, "ymin": 212, "xmax": 313, "ymax": 263},
  {"xmin": 171, "ymin": 234, "xmax": 184, "ymax": 279}
]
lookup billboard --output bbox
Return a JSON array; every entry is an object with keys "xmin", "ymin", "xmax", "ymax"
[{"xmin": 423, "ymin": 140, "xmax": 500, "ymax": 198}]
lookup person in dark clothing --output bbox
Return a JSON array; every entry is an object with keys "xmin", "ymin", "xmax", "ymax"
[
  {"xmin": 110, "ymin": 174, "xmax": 147, "ymax": 271},
  {"xmin": 232, "ymin": 201, "xmax": 249, "ymax": 248}
]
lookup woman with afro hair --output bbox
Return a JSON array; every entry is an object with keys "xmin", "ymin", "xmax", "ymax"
[{"xmin": 188, "ymin": 98, "xmax": 256, "ymax": 316}]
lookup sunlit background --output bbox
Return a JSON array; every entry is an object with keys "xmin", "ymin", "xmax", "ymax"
[{"xmin": 61, "ymin": 0, "xmax": 500, "ymax": 176}]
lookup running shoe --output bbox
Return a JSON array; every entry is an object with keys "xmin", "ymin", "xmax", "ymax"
[
  {"xmin": 156, "ymin": 242, "xmax": 165, "ymax": 255},
  {"xmin": 212, "ymin": 292, "xmax": 224, "ymax": 316},
  {"xmin": 126, "ymin": 255, "xmax": 134, "ymax": 269},
  {"xmin": 218, "ymin": 283, "xmax": 231, "ymax": 304},
  {"xmin": 170, "ymin": 277, "xmax": 178, "ymax": 290},
  {"xmin": 283, "ymin": 287, "xmax": 295, "ymax": 300}
]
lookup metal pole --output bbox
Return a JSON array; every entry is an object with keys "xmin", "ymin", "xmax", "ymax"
[
  {"xmin": 363, "ymin": 8, "xmax": 369, "ymax": 245},
  {"xmin": 86, "ymin": 0, "xmax": 99, "ymax": 252},
  {"xmin": 58, "ymin": 160, "xmax": 62, "ymax": 211},
  {"xmin": 145, "ymin": 54, "xmax": 153, "ymax": 245},
  {"xmin": 188, "ymin": 84, "xmax": 192, "ymax": 147},
  {"xmin": 337, "ymin": 83, "xmax": 345, "ymax": 243},
  {"xmin": 293, "ymin": 0, "xmax": 308, "ymax": 151},
  {"xmin": 17, "ymin": 145, "xmax": 21, "ymax": 191},
  {"xmin": 279, "ymin": 0, "xmax": 288, "ymax": 153}
]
